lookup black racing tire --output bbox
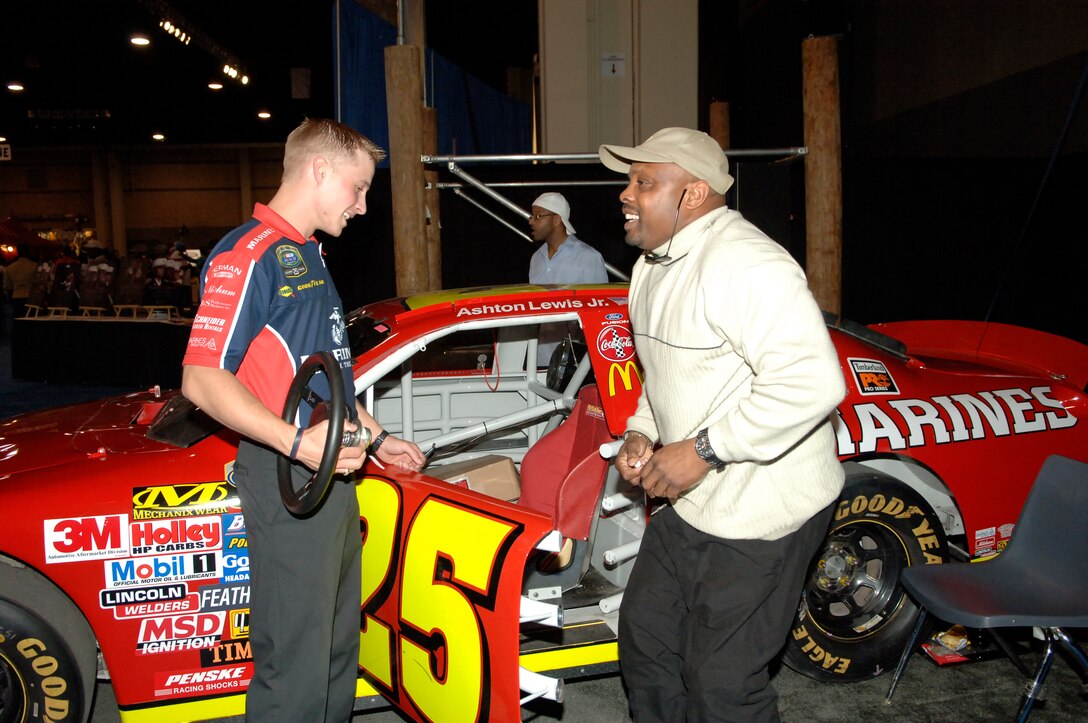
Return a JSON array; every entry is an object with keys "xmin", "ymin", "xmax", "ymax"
[
  {"xmin": 783, "ymin": 472, "xmax": 949, "ymax": 682},
  {"xmin": 0, "ymin": 561, "xmax": 96, "ymax": 723}
]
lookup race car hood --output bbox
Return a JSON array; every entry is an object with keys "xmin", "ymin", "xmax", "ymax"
[{"xmin": 0, "ymin": 391, "xmax": 169, "ymax": 477}]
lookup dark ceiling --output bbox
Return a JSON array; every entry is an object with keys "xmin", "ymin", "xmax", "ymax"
[{"xmin": 0, "ymin": 0, "xmax": 537, "ymax": 148}]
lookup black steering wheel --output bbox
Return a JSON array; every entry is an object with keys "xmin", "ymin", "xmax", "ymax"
[{"xmin": 278, "ymin": 351, "xmax": 367, "ymax": 515}]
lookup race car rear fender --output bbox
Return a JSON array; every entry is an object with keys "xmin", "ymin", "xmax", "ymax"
[{"xmin": 843, "ymin": 457, "xmax": 964, "ymax": 539}]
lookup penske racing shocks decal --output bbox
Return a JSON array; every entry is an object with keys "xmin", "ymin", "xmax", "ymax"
[{"xmin": 834, "ymin": 385, "xmax": 1076, "ymax": 455}]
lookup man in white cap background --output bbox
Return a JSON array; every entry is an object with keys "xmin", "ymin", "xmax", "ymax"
[
  {"xmin": 528, "ymin": 191, "xmax": 608, "ymax": 365},
  {"xmin": 601, "ymin": 127, "xmax": 846, "ymax": 721}
]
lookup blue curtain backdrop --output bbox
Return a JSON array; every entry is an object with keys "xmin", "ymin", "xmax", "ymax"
[{"xmin": 333, "ymin": 2, "xmax": 531, "ymax": 164}]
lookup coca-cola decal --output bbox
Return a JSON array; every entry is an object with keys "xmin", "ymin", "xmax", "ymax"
[{"xmin": 596, "ymin": 325, "xmax": 635, "ymax": 362}]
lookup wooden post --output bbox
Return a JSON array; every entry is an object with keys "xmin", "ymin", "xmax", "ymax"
[
  {"xmin": 709, "ymin": 101, "xmax": 730, "ymax": 150},
  {"xmin": 801, "ymin": 35, "xmax": 843, "ymax": 314},
  {"xmin": 384, "ymin": 44, "xmax": 429, "ymax": 295},
  {"xmin": 423, "ymin": 106, "xmax": 442, "ymax": 290}
]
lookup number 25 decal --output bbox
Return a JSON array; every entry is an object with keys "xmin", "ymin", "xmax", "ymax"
[{"xmin": 357, "ymin": 476, "xmax": 519, "ymax": 722}]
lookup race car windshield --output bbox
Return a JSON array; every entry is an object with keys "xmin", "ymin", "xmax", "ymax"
[{"xmin": 345, "ymin": 311, "xmax": 393, "ymax": 358}]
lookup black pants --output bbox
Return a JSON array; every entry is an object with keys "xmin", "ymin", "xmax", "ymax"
[
  {"xmin": 619, "ymin": 504, "xmax": 832, "ymax": 722},
  {"xmin": 234, "ymin": 440, "xmax": 362, "ymax": 723}
]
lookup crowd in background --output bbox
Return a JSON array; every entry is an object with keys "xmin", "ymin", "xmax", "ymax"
[{"xmin": 1, "ymin": 239, "xmax": 203, "ymax": 325}]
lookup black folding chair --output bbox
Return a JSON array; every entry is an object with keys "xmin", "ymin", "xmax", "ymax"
[{"xmin": 885, "ymin": 454, "xmax": 1088, "ymax": 721}]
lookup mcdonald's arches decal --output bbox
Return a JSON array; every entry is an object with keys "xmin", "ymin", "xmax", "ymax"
[{"xmin": 578, "ymin": 304, "xmax": 643, "ymax": 436}]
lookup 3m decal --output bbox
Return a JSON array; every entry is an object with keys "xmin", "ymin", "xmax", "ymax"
[
  {"xmin": 848, "ymin": 358, "xmax": 899, "ymax": 395},
  {"xmin": 44, "ymin": 514, "xmax": 129, "ymax": 563},
  {"xmin": 834, "ymin": 385, "xmax": 1077, "ymax": 455},
  {"xmin": 132, "ymin": 482, "xmax": 239, "ymax": 520}
]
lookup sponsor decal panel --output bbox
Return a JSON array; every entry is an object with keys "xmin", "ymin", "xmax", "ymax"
[
  {"xmin": 137, "ymin": 612, "xmax": 226, "ymax": 655},
  {"xmin": 130, "ymin": 515, "xmax": 222, "ymax": 555},
  {"xmin": 132, "ymin": 482, "xmax": 239, "ymax": 520},
  {"xmin": 154, "ymin": 664, "xmax": 252, "ymax": 698},
  {"xmin": 44, "ymin": 514, "xmax": 129, "ymax": 563},
  {"xmin": 848, "ymin": 358, "xmax": 899, "ymax": 395},
  {"xmin": 834, "ymin": 385, "xmax": 1077, "ymax": 455},
  {"xmin": 198, "ymin": 582, "xmax": 251, "ymax": 612},
  {"xmin": 105, "ymin": 552, "xmax": 220, "ymax": 589}
]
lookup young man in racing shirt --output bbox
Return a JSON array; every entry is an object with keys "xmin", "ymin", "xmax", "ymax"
[{"xmin": 182, "ymin": 118, "xmax": 425, "ymax": 722}]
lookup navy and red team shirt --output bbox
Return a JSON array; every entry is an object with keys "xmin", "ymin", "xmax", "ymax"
[{"xmin": 183, "ymin": 203, "xmax": 355, "ymax": 425}]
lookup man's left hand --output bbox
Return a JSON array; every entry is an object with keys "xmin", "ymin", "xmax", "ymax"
[
  {"xmin": 634, "ymin": 438, "xmax": 712, "ymax": 500},
  {"xmin": 376, "ymin": 435, "xmax": 426, "ymax": 471}
]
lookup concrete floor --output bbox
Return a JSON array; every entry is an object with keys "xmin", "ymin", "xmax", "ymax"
[{"xmin": 86, "ymin": 646, "xmax": 1087, "ymax": 722}]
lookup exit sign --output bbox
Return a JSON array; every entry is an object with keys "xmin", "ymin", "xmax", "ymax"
[{"xmin": 0, "ymin": 144, "xmax": 10, "ymax": 161}]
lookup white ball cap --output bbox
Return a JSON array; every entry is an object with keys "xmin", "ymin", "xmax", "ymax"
[{"xmin": 532, "ymin": 192, "xmax": 576, "ymax": 235}]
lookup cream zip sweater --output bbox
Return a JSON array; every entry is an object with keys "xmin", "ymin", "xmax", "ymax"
[{"xmin": 625, "ymin": 206, "xmax": 846, "ymax": 540}]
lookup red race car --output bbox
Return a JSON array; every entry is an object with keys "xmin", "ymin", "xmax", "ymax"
[{"xmin": 1, "ymin": 283, "xmax": 1085, "ymax": 722}]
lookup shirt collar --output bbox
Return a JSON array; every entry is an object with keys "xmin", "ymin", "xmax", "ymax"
[{"xmin": 252, "ymin": 203, "xmax": 314, "ymax": 246}]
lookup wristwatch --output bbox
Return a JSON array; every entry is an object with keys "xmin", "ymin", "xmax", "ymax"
[{"xmin": 694, "ymin": 428, "xmax": 725, "ymax": 468}]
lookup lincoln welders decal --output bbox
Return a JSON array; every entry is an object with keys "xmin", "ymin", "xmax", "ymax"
[
  {"xmin": 848, "ymin": 358, "xmax": 899, "ymax": 395},
  {"xmin": 834, "ymin": 385, "xmax": 1077, "ymax": 455}
]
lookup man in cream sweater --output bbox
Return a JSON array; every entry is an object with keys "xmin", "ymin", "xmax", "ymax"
[{"xmin": 600, "ymin": 127, "xmax": 846, "ymax": 722}]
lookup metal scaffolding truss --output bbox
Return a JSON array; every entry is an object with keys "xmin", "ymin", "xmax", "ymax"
[{"xmin": 422, "ymin": 148, "xmax": 808, "ymax": 281}]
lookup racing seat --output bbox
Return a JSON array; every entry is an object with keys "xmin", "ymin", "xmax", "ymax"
[
  {"xmin": 885, "ymin": 455, "xmax": 1088, "ymax": 722},
  {"xmin": 519, "ymin": 385, "xmax": 613, "ymax": 590}
]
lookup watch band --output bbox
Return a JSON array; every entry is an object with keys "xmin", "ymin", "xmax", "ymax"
[
  {"xmin": 694, "ymin": 428, "xmax": 725, "ymax": 468},
  {"xmin": 367, "ymin": 430, "xmax": 388, "ymax": 456}
]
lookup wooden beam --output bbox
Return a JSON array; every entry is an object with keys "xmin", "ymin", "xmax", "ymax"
[
  {"xmin": 802, "ymin": 35, "xmax": 843, "ymax": 314},
  {"xmin": 384, "ymin": 43, "xmax": 429, "ymax": 295}
]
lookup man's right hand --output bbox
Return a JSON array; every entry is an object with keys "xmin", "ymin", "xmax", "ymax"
[
  {"xmin": 615, "ymin": 432, "xmax": 653, "ymax": 484},
  {"xmin": 292, "ymin": 419, "xmax": 367, "ymax": 475}
]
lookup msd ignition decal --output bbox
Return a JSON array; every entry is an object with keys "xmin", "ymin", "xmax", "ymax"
[
  {"xmin": 132, "ymin": 481, "xmax": 240, "ymax": 520},
  {"xmin": 44, "ymin": 514, "xmax": 129, "ymax": 563},
  {"xmin": 848, "ymin": 358, "xmax": 899, "ymax": 395},
  {"xmin": 137, "ymin": 612, "xmax": 226, "ymax": 654},
  {"xmin": 834, "ymin": 385, "xmax": 1077, "ymax": 455},
  {"xmin": 130, "ymin": 515, "xmax": 222, "ymax": 555},
  {"xmin": 274, "ymin": 243, "xmax": 307, "ymax": 278}
]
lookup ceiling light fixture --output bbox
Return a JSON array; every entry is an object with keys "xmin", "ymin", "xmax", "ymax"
[
  {"xmin": 130, "ymin": 34, "xmax": 151, "ymax": 46},
  {"xmin": 257, "ymin": 110, "xmax": 271, "ymax": 120},
  {"xmin": 207, "ymin": 81, "xmax": 224, "ymax": 91},
  {"xmin": 0, "ymin": 136, "xmax": 7, "ymax": 142},
  {"xmin": 159, "ymin": 19, "xmax": 191, "ymax": 45},
  {"xmin": 152, "ymin": 133, "xmax": 165, "ymax": 141},
  {"xmin": 7, "ymin": 82, "xmax": 25, "ymax": 92}
]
